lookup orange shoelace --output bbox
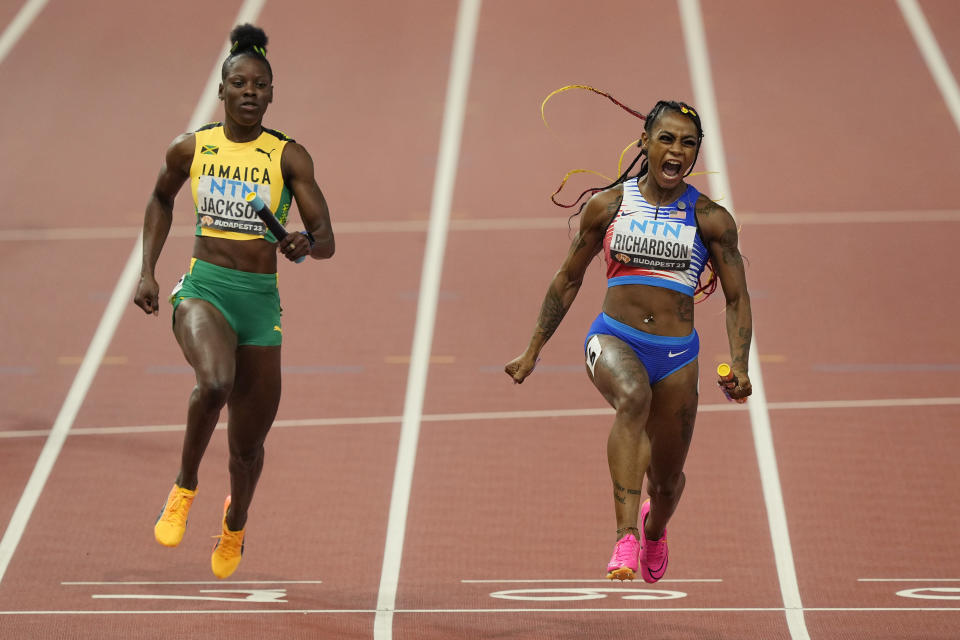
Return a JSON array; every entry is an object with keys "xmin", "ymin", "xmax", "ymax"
[{"xmin": 160, "ymin": 491, "xmax": 193, "ymax": 526}]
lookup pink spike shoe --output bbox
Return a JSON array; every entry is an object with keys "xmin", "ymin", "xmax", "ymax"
[
  {"xmin": 605, "ymin": 533, "xmax": 640, "ymax": 581},
  {"xmin": 639, "ymin": 499, "xmax": 668, "ymax": 583}
]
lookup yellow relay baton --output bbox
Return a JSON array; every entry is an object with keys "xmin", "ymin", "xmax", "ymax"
[{"xmin": 717, "ymin": 363, "xmax": 746, "ymax": 404}]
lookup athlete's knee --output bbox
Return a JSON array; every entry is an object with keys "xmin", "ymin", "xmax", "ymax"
[
  {"xmin": 613, "ymin": 385, "xmax": 652, "ymax": 422},
  {"xmin": 193, "ymin": 378, "xmax": 233, "ymax": 409}
]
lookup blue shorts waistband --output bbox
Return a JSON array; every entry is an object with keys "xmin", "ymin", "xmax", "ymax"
[{"xmin": 600, "ymin": 313, "xmax": 695, "ymax": 346}]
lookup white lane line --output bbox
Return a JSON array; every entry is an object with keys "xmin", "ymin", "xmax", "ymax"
[
  {"xmin": 767, "ymin": 397, "xmax": 960, "ymax": 410},
  {"xmin": 678, "ymin": 1, "xmax": 808, "ymax": 639},
  {"xmin": 0, "ymin": 249, "xmax": 143, "ymax": 586},
  {"xmin": 4, "ymin": 209, "xmax": 959, "ymax": 241},
  {"xmin": 0, "ymin": 0, "xmax": 47, "ymax": 66},
  {"xmin": 859, "ymin": 578, "xmax": 960, "ymax": 582},
  {"xmin": 1, "ymin": 606, "xmax": 958, "ymax": 615},
  {"xmin": 0, "ymin": 0, "xmax": 267, "ymax": 586},
  {"xmin": 897, "ymin": 0, "xmax": 960, "ymax": 134},
  {"xmin": 373, "ymin": 2, "xmax": 481, "ymax": 639},
  {"xmin": 4, "ymin": 394, "xmax": 958, "ymax": 439},
  {"xmin": 460, "ymin": 579, "xmax": 723, "ymax": 583},
  {"xmin": 738, "ymin": 210, "xmax": 960, "ymax": 225}
]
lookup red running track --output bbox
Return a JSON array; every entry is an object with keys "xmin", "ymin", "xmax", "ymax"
[{"xmin": 0, "ymin": 1, "xmax": 958, "ymax": 638}]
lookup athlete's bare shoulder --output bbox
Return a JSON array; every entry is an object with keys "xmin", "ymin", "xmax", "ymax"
[
  {"xmin": 693, "ymin": 192, "xmax": 729, "ymax": 218},
  {"xmin": 581, "ymin": 184, "xmax": 624, "ymax": 231},
  {"xmin": 163, "ymin": 132, "xmax": 196, "ymax": 173},
  {"xmin": 695, "ymin": 192, "xmax": 737, "ymax": 237}
]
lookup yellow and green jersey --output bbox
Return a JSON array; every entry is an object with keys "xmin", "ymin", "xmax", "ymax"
[{"xmin": 189, "ymin": 123, "xmax": 294, "ymax": 242}]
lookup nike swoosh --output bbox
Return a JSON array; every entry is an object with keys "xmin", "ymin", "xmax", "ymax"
[
  {"xmin": 648, "ymin": 551, "xmax": 667, "ymax": 577},
  {"xmin": 667, "ymin": 350, "xmax": 688, "ymax": 358}
]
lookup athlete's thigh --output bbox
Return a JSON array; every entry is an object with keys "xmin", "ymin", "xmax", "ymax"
[
  {"xmin": 174, "ymin": 298, "xmax": 237, "ymax": 379},
  {"xmin": 586, "ymin": 333, "xmax": 652, "ymax": 410},
  {"xmin": 227, "ymin": 345, "xmax": 281, "ymax": 448},
  {"xmin": 646, "ymin": 359, "xmax": 699, "ymax": 476}
]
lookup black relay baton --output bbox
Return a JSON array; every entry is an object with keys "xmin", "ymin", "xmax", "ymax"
[{"xmin": 245, "ymin": 191, "xmax": 305, "ymax": 264}]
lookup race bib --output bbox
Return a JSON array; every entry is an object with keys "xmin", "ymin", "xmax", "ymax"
[
  {"xmin": 195, "ymin": 176, "xmax": 270, "ymax": 236},
  {"xmin": 586, "ymin": 334, "xmax": 603, "ymax": 376},
  {"xmin": 608, "ymin": 216, "xmax": 696, "ymax": 271},
  {"xmin": 168, "ymin": 274, "xmax": 185, "ymax": 303}
]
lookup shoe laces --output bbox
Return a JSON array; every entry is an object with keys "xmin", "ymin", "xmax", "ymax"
[
  {"xmin": 213, "ymin": 526, "xmax": 244, "ymax": 554},
  {"xmin": 644, "ymin": 533, "xmax": 667, "ymax": 564},
  {"xmin": 160, "ymin": 491, "xmax": 191, "ymax": 526},
  {"xmin": 612, "ymin": 534, "xmax": 639, "ymax": 565}
]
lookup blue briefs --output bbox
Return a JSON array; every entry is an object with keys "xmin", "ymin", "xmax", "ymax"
[{"xmin": 584, "ymin": 312, "xmax": 699, "ymax": 384}]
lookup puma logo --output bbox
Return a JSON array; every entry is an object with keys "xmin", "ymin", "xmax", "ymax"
[{"xmin": 255, "ymin": 147, "xmax": 275, "ymax": 161}]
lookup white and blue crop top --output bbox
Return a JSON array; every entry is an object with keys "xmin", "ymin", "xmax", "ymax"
[{"xmin": 602, "ymin": 180, "xmax": 709, "ymax": 296}]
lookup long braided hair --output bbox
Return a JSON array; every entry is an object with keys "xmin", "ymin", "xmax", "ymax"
[{"xmin": 543, "ymin": 86, "xmax": 717, "ymax": 300}]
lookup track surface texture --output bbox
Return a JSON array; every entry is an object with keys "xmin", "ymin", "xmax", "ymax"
[{"xmin": 1, "ymin": 1, "xmax": 958, "ymax": 639}]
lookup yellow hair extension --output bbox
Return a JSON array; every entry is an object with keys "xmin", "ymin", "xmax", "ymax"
[
  {"xmin": 550, "ymin": 168, "xmax": 613, "ymax": 204},
  {"xmin": 562, "ymin": 168, "xmax": 613, "ymax": 183},
  {"xmin": 617, "ymin": 139, "xmax": 641, "ymax": 176},
  {"xmin": 541, "ymin": 84, "xmax": 645, "ymax": 129},
  {"xmin": 541, "ymin": 85, "xmax": 603, "ymax": 128}
]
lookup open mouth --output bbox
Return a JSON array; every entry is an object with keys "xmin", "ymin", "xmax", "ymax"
[{"xmin": 662, "ymin": 160, "xmax": 682, "ymax": 178}]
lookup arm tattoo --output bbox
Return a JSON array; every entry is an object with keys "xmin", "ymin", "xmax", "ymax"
[
  {"xmin": 733, "ymin": 326, "xmax": 752, "ymax": 369},
  {"xmin": 606, "ymin": 194, "xmax": 623, "ymax": 218},
  {"xmin": 601, "ymin": 194, "xmax": 623, "ymax": 239},
  {"xmin": 719, "ymin": 229, "xmax": 743, "ymax": 267},
  {"xmin": 535, "ymin": 195, "xmax": 618, "ymax": 344},
  {"xmin": 536, "ymin": 287, "xmax": 566, "ymax": 342},
  {"xmin": 573, "ymin": 232, "xmax": 587, "ymax": 253},
  {"xmin": 695, "ymin": 198, "xmax": 721, "ymax": 218}
]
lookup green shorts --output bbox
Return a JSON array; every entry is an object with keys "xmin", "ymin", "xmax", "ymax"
[{"xmin": 170, "ymin": 258, "xmax": 282, "ymax": 346}]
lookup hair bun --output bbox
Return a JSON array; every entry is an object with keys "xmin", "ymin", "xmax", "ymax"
[{"xmin": 229, "ymin": 23, "xmax": 268, "ymax": 54}]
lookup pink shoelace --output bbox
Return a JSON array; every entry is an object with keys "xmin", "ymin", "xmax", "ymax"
[
  {"xmin": 610, "ymin": 534, "xmax": 639, "ymax": 568},
  {"xmin": 643, "ymin": 533, "xmax": 667, "ymax": 574}
]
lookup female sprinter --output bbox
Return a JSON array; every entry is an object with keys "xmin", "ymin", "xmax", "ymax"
[
  {"xmin": 505, "ymin": 94, "xmax": 752, "ymax": 582},
  {"xmin": 134, "ymin": 24, "xmax": 334, "ymax": 579}
]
